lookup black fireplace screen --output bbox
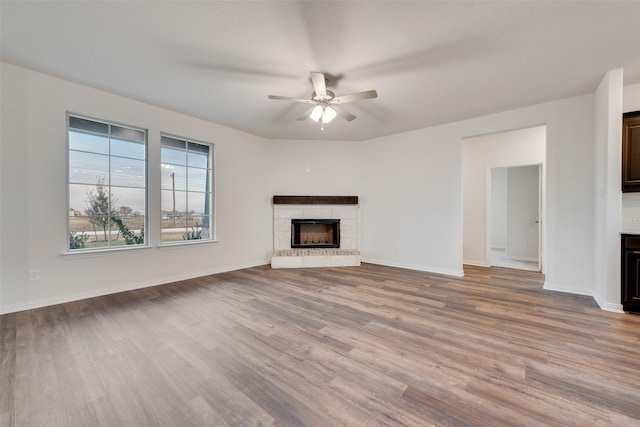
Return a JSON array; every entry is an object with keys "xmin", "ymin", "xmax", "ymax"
[{"xmin": 291, "ymin": 219, "xmax": 340, "ymax": 249}]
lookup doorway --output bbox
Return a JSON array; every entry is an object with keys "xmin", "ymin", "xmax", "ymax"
[
  {"xmin": 489, "ymin": 164, "xmax": 541, "ymax": 271},
  {"xmin": 461, "ymin": 125, "xmax": 546, "ymax": 273}
]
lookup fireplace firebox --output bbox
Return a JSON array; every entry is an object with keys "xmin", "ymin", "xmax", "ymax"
[{"xmin": 291, "ymin": 219, "xmax": 340, "ymax": 248}]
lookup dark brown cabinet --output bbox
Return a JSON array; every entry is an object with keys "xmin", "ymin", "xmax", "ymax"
[
  {"xmin": 622, "ymin": 112, "xmax": 640, "ymax": 192},
  {"xmin": 621, "ymin": 234, "xmax": 640, "ymax": 313}
]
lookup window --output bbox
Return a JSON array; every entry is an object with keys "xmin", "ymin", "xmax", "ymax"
[
  {"xmin": 68, "ymin": 115, "xmax": 147, "ymax": 250},
  {"xmin": 160, "ymin": 135, "xmax": 214, "ymax": 243}
]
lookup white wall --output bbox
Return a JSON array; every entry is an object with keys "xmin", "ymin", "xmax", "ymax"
[
  {"xmin": 265, "ymin": 139, "xmax": 365, "ymax": 197},
  {"xmin": 623, "ymin": 82, "xmax": 640, "ymax": 113},
  {"xmin": 593, "ymin": 69, "xmax": 623, "ymax": 311},
  {"xmin": 491, "ymin": 168, "xmax": 507, "ymax": 249},
  {"xmin": 0, "ymin": 61, "xmax": 613, "ymax": 313},
  {"xmin": 361, "ymin": 93, "xmax": 595, "ymax": 298},
  {"xmin": 0, "ymin": 63, "xmax": 272, "ymax": 313},
  {"xmin": 359, "ymin": 126, "xmax": 464, "ymax": 276},
  {"xmin": 384, "ymin": 94, "xmax": 594, "ymax": 295},
  {"xmin": 462, "ymin": 126, "xmax": 545, "ymax": 267},
  {"xmin": 506, "ymin": 165, "xmax": 539, "ymax": 261}
]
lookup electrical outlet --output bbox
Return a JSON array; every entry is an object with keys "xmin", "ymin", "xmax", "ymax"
[{"xmin": 29, "ymin": 269, "xmax": 39, "ymax": 281}]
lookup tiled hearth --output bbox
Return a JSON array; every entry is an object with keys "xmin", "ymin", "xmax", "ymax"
[{"xmin": 271, "ymin": 196, "xmax": 361, "ymax": 268}]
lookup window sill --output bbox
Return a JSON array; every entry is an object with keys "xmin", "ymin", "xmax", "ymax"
[
  {"xmin": 157, "ymin": 239, "xmax": 218, "ymax": 250},
  {"xmin": 62, "ymin": 239, "xmax": 219, "ymax": 258},
  {"xmin": 62, "ymin": 245, "xmax": 153, "ymax": 259}
]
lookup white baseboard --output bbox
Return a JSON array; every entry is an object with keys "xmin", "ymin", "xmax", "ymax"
[
  {"xmin": 541, "ymin": 280, "xmax": 624, "ymax": 311},
  {"xmin": 543, "ymin": 283, "xmax": 623, "ymax": 315},
  {"xmin": 543, "ymin": 280, "xmax": 594, "ymax": 297},
  {"xmin": 592, "ymin": 292, "xmax": 625, "ymax": 313},
  {"xmin": 361, "ymin": 257, "xmax": 464, "ymax": 277},
  {"xmin": 0, "ymin": 259, "xmax": 270, "ymax": 315},
  {"xmin": 463, "ymin": 260, "xmax": 490, "ymax": 267},
  {"xmin": 602, "ymin": 302, "xmax": 625, "ymax": 313},
  {"xmin": 507, "ymin": 255, "xmax": 539, "ymax": 262}
]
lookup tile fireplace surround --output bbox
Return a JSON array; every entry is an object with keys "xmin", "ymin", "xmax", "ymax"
[{"xmin": 271, "ymin": 196, "xmax": 361, "ymax": 268}]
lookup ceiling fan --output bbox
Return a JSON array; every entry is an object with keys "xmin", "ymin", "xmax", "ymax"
[{"xmin": 268, "ymin": 72, "xmax": 378, "ymax": 130}]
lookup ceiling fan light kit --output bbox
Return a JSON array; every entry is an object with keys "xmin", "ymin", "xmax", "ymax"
[
  {"xmin": 320, "ymin": 106, "xmax": 337, "ymax": 123},
  {"xmin": 268, "ymin": 72, "xmax": 377, "ymax": 130},
  {"xmin": 309, "ymin": 104, "xmax": 337, "ymax": 130},
  {"xmin": 309, "ymin": 105, "xmax": 323, "ymax": 122}
]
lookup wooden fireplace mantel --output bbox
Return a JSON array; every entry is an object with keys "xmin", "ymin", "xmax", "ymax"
[{"xmin": 273, "ymin": 195, "xmax": 358, "ymax": 205}]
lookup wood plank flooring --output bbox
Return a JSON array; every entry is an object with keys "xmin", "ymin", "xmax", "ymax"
[{"xmin": 2, "ymin": 263, "xmax": 640, "ymax": 426}]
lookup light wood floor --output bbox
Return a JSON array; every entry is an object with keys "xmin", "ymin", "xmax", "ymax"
[{"xmin": 2, "ymin": 263, "xmax": 640, "ymax": 426}]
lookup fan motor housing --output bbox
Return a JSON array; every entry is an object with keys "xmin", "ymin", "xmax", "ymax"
[{"xmin": 312, "ymin": 90, "xmax": 335, "ymax": 101}]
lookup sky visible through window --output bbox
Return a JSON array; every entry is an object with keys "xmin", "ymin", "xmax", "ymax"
[{"xmin": 68, "ymin": 129, "xmax": 146, "ymax": 215}]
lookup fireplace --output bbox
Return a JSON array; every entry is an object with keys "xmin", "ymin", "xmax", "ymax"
[
  {"xmin": 291, "ymin": 219, "xmax": 340, "ymax": 249},
  {"xmin": 271, "ymin": 196, "xmax": 359, "ymax": 268}
]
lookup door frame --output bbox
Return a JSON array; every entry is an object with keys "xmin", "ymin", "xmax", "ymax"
[{"xmin": 485, "ymin": 161, "xmax": 545, "ymax": 272}]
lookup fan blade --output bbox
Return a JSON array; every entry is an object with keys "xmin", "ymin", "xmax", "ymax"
[
  {"xmin": 332, "ymin": 105, "xmax": 356, "ymax": 121},
  {"xmin": 268, "ymin": 95, "xmax": 316, "ymax": 104},
  {"xmin": 331, "ymin": 90, "xmax": 378, "ymax": 104},
  {"xmin": 297, "ymin": 107, "xmax": 315, "ymax": 121},
  {"xmin": 310, "ymin": 72, "xmax": 327, "ymax": 99}
]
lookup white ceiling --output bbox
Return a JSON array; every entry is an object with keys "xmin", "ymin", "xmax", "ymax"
[{"xmin": 2, "ymin": 1, "xmax": 640, "ymax": 141}]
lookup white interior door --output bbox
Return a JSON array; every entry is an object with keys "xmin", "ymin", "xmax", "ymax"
[{"xmin": 490, "ymin": 164, "xmax": 541, "ymax": 271}]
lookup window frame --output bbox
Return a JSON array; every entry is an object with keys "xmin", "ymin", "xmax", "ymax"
[
  {"xmin": 159, "ymin": 133, "xmax": 216, "ymax": 246},
  {"xmin": 66, "ymin": 113, "xmax": 149, "ymax": 252}
]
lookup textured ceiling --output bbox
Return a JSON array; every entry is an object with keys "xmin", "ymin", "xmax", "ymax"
[{"xmin": 2, "ymin": 1, "xmax": 640, "ymax": 141}]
